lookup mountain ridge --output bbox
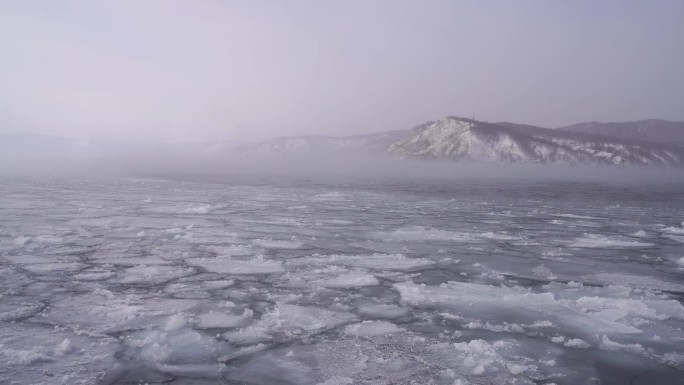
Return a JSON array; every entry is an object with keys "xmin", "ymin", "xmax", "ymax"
[
  {"xmin": 2, "ymin": 117, "xmax": 683, "ymax": 167},
  {"xmin": 385, "ymin": 117, "xmax": 681, "ymax": 166},
  {"xmin": 559, "ymin": 119, "xmax": 684, "ymax": 147}
]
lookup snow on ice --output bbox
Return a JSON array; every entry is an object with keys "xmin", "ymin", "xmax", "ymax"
[{"xmin": 1, "ymin": 176, "xmax": 683, "ymax": 384}]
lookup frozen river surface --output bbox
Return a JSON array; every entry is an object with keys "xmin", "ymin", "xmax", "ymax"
[{"xmin": 1, "ymin": 175, "xmax": 684, "ymax": 385}]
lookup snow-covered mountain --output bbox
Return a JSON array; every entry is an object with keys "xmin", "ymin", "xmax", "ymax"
[
  {"xmin": 560, "ymin": 119, "xmax": 684, "ymax": 147},
  {"xmin": 387, "ymin": 117, "xmax": 682, "ymax": 166},
  {"xmin": 3, "ymin": 117, "xmax": 683, "ymax": 167}
]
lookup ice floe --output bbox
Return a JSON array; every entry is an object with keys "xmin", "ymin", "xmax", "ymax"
[
  {"xmin": 569, "ymin": 234, "xmax": 654, "ymax": 248},
  {"xmin": 187, "ymin": 256, "xmax": 285, "ymax": 274}
]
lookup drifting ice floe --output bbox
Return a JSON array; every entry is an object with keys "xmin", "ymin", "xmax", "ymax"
[
  {"xmin": 394, "ymin": 281, "xmax": 682, "ymax": 336},
  {"xmin": 252, "ymin": 238, "xmax": 304, "ymax": 249},
  {"xmin": 119, "ymin": 265, "xmax": 195, "ymax": 285},
  {"xmin": 187, "ymin": 256, "xmax": 285, "ymax": 274},
  {"xmin": 312, "ymin": 270, "xmax": 380, "ymax": 288},
  {"xmin": 289, "ymin": 253, "xmax": 434, "ymax": 271},
  {"xmin": 569, "ymin": 234, "xmax": 654, "ymax": 248},
  {"xmin": 225, "ymin": 304, "xmax": 357, "ymax": 345},
  {"xmin": 196, "ymin": 311, "xmax": 246, "ymax": 329},
  {"xmin": 582, "ymin": 272, "xmax": 684, "ymax": 292},
  {"xmin": 343, "ymin": 320, "xmax": 402, "ymax": 336}
]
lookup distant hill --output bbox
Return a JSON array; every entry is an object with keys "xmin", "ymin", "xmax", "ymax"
[
  {"xmin": 242, "ymin": 117, "xmax": 682, "ymax": 166},
  {"xmin": 3, "ymin": 117, "xmax": 683, "ymax": 167},
  {"xmin": 385, "ymin": 117, "xmax": 681, "ymax": 166},
  {"xmin": 560, "ymin": 119, "xmax": 684, "ymax": 148}
]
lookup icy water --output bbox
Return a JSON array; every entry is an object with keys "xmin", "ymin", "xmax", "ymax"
[{"xmin": 1, "ymin": 175, "xmax": 684, "ymax": 385}]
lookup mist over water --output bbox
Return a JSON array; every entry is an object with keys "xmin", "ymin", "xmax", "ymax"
[
  {"xmin": 2, "ymin": 145, "xmax": 684, "ymax": 385},
  {"xmin": 2, "ymin": 103, "xmax": 684, "ymax": 385},
  {"xmin": 2, "ymin": 148, "xmax": 683, "ymax": 186}
]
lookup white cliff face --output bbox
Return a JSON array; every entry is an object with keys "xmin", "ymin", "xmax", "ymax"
[
  {"xmin": 387, "ymin": 118, "xmax": 474, "ymax": 158},
  {"xmin": 387, "ymin": 118, "xmax": 537, "ymax": 162},
  {"xmin": 386, "ymin": 117, "xmax": 683, "ymax": 166}
]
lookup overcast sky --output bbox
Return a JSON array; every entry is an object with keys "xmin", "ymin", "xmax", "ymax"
[{"xmin": 1, "ymin": 1, "xmax": 683, "ymax": 143}]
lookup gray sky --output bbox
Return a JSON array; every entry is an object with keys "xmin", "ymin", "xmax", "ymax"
[{"xmin": 1, "ymin": 0, "xmax": 683, "ymax": 143}]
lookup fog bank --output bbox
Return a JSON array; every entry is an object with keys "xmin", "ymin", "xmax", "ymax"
[{"xmin": 2, "ymin": 149, "xmax": 683, "ymax": 186}]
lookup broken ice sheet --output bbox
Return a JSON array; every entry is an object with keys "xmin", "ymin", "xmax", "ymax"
[
  {"xmin": 2, "ymin": 176, "xmax": 684, "ymax": 384},
  {"xmin": 394, "ymin": 280, "xmax": 683, "ymax": 337}
]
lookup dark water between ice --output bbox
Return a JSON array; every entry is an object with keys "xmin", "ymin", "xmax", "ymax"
[{"xmin": 1, "ymin": 175, "xmax": 683, "ymax": 384}]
